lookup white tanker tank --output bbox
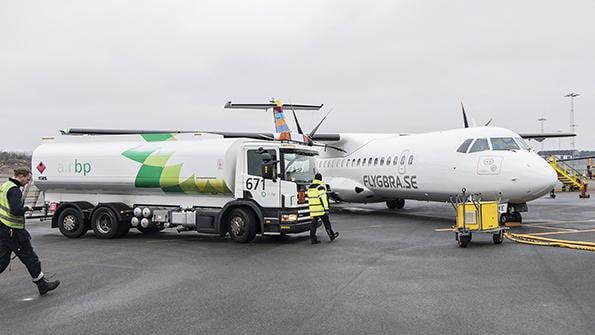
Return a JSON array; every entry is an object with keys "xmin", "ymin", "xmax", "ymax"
[{"xmin": 31, "ymin": 132, "xmax": 319, "ymax": 243}]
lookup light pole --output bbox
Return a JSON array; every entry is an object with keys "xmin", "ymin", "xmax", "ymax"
[
  {"xmin": 564, "ymin": 92, "xmax": 579, "ymax": 149},
  {"xmin": 537, "ymin": 117, "xmax": 547, "ymax": 151}
]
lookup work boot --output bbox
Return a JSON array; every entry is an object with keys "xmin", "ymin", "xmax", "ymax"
[
  {"xmin": 311, "ymin": 238, "xmax": 321, "ymax": 245},
  {"xmin": 35, "ymin": 277, "xmax": 60, "ymax": 295},
  {"xmin": 330, "ymin": 232, "xmax": 339, "ymax": 241}
]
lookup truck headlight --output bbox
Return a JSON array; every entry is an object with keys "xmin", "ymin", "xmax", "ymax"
[{"xmin": 281, "ymin": 214, "xmax": 298, "ymax": 222}]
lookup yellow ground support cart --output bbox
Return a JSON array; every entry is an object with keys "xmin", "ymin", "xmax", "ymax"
[{"xmin": 450, "ymin": 190, "xmax": 509, "ymax": 248}]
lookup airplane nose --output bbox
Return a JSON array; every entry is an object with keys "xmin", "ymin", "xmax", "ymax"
[{"xmin": 533, "ymin": 157, "xmax": 558, "ymax": 194}]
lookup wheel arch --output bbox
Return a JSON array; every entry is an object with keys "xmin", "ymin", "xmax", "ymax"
[
  {"xmin": 52, "ymin": 201, "xmax": 94, "ymax": 228},
  {"xmin": 218, "ymin": 200, "xmax": 263, "ymax": 234},
  {"xmin": 90, "ymin": 202, "xmax": 133, "ymax": 223}
]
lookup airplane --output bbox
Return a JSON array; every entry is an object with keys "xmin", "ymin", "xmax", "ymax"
[
  {"xmin": 224, "ymin": 101, "xmax": 573, "ymax": 224},
  {"xmin": 62, "ymin": 100, "xmax": 574, "ymax": 224}
]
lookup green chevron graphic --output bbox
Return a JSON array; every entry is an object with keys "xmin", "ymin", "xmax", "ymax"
[{"xmin": 121, "ymin": 134, "xmax": 232, "ymax": 194}]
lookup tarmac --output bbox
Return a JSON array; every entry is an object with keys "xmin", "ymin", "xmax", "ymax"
[{"xmin": 1, "ymin": 192, "xmax": 594, "ymax": 335}]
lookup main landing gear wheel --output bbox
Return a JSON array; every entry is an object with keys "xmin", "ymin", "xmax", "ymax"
[
  {"xmin": 386, "ymin": 199, "xmax": 405, "ymax": 209},
  {"xmin": 57, "ymin": 207, "xmax": 87, "ymax": 238}
]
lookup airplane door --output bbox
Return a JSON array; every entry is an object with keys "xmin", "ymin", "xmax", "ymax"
[{"xmin": 399, "ymin": 150, "xmax": 410, "ymax": 175}]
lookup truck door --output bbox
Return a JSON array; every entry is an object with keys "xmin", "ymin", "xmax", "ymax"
[{"xmin": 244, "ymin": 148, "xmax": 282, "ymax": 207}]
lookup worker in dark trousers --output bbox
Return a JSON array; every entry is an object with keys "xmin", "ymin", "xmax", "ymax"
[
  {"xmin": 0, "ymin": 168, "xmax": 60, "ymax": 295},
  {"xmin": 307, "ymin": 173, "xmax": 339, "ymax": 244}
]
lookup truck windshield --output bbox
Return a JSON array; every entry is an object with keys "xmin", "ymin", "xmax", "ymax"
[{"xmin": 282, "ymin": 151, "xmax": 317, "ymax": 183}]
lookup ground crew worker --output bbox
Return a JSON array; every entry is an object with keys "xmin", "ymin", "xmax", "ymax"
[
  {"xmin": 0, "ymin": 168, "xmax": 60, "ymax": 295},
  {"xmin": 307, "ymin": 173, "xmax": 339, "ymax": 244}
]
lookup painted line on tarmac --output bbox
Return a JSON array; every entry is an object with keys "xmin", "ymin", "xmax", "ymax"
[
  {"xmin": 522, "ymin": 220, "xmax": 595, "ymax": 226},
  {"xmin": 521, "ymin": 228, "xmax": 595, "ymax": 236}
]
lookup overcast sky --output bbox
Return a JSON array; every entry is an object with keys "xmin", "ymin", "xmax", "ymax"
[{"xmin": 1, "ymin": 0, "xmax": 594, "ymax": 152}]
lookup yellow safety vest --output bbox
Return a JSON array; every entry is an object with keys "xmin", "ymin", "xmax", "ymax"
[
  {"xmin": 0, "ymin": 180, "xmax": 25, "ymax": 229},
  {"xmin": 307, "ymin": 179, "xmax": 329, "ymax": 217}
]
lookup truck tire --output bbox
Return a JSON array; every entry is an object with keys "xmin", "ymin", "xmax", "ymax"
[
  {"xmin": 57, "ymin": 207, "xmax": 87, "ymax": 238},
  {"xmin": 228, "ymin": 208, "xmax": 256, "ymax": 243},
  {"xmin": 91, "ymin": 207, "xmax": 121, "ymax": 239}
]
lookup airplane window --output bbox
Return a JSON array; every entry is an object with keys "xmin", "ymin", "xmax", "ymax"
[
  {"xmin": 457, "ymin": 138, "xmax": 474, "ymax": 153},
  {"xmin": 408, "ymin": 155, "xmax": 414, "ymax": 165},
  {"xmin": 380, "ymin": 157, "xmax": 385, "ymax": 166},
  {"xmin": 514, "ymin": 137, "xmax": 531, "ymax": 151},
  {"xmin": 346, "ymin": 159, "xmax": 350, "ymax": 167},
  {"xmin": 386, "ymin": 156, "xmax": 392, "ymax": 165},
  {"xmin": 469, "ymin": 138, "xmax": 490, "ymax": 153},
  {"xmin": 374, "ymin": 158, "xmax": 378, "ymax": 166},
  {"xmin": 368, "ymin": 158, "xmax": 372, "ymax": 166},
  {"xmin": 491, "ymin": 137, "xmax": 520, "ymax": 151},
  {"xmin": 400, "ymin": 156, "xmax": 406, "ymax": 165},
  {"xmin": 393, "ymin": 156, "xmax": 399, "ymax": 165},
  {"xmin": 352, "ymin": 159, "xmax": 357, "ymax": 167}
]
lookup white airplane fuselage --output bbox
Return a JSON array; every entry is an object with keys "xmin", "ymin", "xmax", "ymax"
[{"xmin": 316, "ymin": 127, "xmax": 557, "ymax": 207}]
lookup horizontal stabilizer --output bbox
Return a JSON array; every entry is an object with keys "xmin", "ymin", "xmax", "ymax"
[{"xmin": 224, "ymin": 102, "xmax": 323, "ymax": 110}]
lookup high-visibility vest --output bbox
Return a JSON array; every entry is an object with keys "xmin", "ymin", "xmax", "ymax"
[
  {"xmin": 0, "ymin": 180, "xmax": 25, "ymax": 229},
  {"xmin": 307, "ymin": 179, "xmax": 329, "ymax": 217}
]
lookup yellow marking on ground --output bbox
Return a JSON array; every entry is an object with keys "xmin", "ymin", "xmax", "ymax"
[
  {"xmin": 527, "ymin": 225, "xmax": 578, "ymax": 232},
  {"xmin": 521, "ymin": 228, "xmax": 595, "ymax": 236}
]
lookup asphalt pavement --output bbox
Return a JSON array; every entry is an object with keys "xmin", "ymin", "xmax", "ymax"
[{"xmin": 1, "ymin": 192, "xmax": 594, "ymax": 335}]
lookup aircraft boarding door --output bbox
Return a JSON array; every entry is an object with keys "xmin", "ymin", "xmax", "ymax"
[
  {"xmin": 244, "ymin": 148, "xmax": 282, "ymax": 208},
  {"xmin": 399, "ymin": 150, "xmax": 410, "ymax": 175}
]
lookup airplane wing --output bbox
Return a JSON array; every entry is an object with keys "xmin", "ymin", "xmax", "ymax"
[{"xmin": 518, "ymin": 132, "xmax": 576, "ymax": 142}]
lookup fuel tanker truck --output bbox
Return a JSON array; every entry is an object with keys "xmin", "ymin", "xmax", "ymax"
[{"xmin": 31, "ymin": 131, "xmax": 318, "ymax": 243}]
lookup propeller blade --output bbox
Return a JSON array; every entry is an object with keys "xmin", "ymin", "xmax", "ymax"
[
  {"xmin": 461, "ymin": 102, "xmax": 469, "ymax": 128},
  {"xmin": 309, "ymin": 109, "xmax": 332, "ymax": 137},
  {"xmin": 290, "ymin": 107, "xmax": 305, "ymax": 135},
  {"xmin": 484, "ymin": 118, "xmax": 492, "ymax": 127}
]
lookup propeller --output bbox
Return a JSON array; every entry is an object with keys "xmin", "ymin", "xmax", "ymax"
[
  {"xmin": 461, "ymin": 102, "xmax": 469, "ymax": 128},
  {"xmin": 290, "ymin": 106, "xmax": 345, "ymax": 152},
  {"xmin": 461, "ymin": 102, "xmax": 493, "ymax": 127}
]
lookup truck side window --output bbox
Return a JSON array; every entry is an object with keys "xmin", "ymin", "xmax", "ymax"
[
  {"xmin": 247, "ymin": 149, "xmax": 276, "ymax": 176},
  {"xmin": 469, "ymin": 138, "xmax": 490, "ymax": 153},
  {"xmin": 456, "ymin": 138, "xmax": 474, "ymax": 153}
]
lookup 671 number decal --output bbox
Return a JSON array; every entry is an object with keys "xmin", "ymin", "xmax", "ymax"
[{"xmin": 245, "ymin": 177, "xmax": 265, "ymax": 191}]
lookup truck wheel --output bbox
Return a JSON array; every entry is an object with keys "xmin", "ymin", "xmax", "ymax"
[
  {"xmin": 91, "ymin": 207, "xmax": 121, "ymax": 239},
  {"xmin": 57, "ymin": 207, "xmax": 87, "ymax": 238},
  {"xmin": 228, "ymin": 208, "xmax": 256, "ymax": 243}
]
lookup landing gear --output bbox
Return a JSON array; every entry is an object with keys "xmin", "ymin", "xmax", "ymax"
[
  {"xmin": 550, "ymin": 189, "xmax": 556, "ymax": 199},
  {"xmin": 386, "ymin": 199, "xmax": 405, "ymax": 209},
  {"xmin": 499, "ymin": 212, "xmax": 522, "ymax": 225}
]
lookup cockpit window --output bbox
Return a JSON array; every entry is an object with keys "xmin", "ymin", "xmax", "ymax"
[
  {"xmin": 514, "ymin": 137, "xmax": 531, "ymax": 151},
  {"xmin": 456, "ymin": 138, "xmax": 474, "ymax": 153},
  {"xmin": 490, "ymin": 137, "xmax": 520, "ymax": 151},
  {"xmin": 469, "ymin": 138, "xmax": 490, "ymax": 153}
]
